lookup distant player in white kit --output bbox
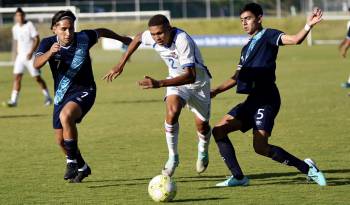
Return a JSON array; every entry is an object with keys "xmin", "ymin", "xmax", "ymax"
[
  {"xmin": 104, "ymin": 14, "xmax": 212, "ymax": 177},
  {"xmin": 4, "ymin": 8, "xmax": 52, "ymax": 107}
]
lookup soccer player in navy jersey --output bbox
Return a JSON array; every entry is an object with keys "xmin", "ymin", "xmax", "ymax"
[
  {"xmin": 210, "ymin": 3, "xmax": 326, "ymax": 187},
  {"xmin": 34, "ymin": 10, "xmax": 132, "ymax": 182}
]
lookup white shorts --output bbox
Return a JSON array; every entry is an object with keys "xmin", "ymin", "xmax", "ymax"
[
  {"xmin": 165, "ymin": 81, "xmax": 211, "ymax": 122},
  {"xmin": 13, "ymin": 55, "xmax": 40, "ymax": 77}
]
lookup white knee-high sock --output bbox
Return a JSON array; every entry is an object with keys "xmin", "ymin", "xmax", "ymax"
[
  {"xmin": 10, "ymin": 90, "xmax": 19, "ymax": 103},
  {"xmin": 198, "ymin": 128, "xmax": 211, "ymax": 153},
  {"xmin": 165, "ymin": 122, "xmax": 179, "ymax": 157}
]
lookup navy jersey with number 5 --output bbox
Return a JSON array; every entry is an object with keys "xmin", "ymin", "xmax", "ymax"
[
  {"xmin": 35, "ymin": 30, "xmax": 98, "ymax": 94},
  {"xmin": 236, "ymin": 28, "xmax": 284, "ymax": 94}
]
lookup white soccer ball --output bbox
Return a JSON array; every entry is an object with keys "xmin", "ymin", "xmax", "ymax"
[{"xmin": 148, "ymin": 174, "xmax": 177, "ymax": 202}]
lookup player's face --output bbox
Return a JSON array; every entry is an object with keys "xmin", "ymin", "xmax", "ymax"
[
  {"xmin": 240, "ymin": 11, "xmax": 262, "ymax": 35},
  {"xmin": 14, "ymin": 12, "xmax": 25, "ymax": 24},
  {"xmin": 54, "ymin": 19, "xmax": 75, "ymax": 46},
  {"xmin": 149, "ymin": 24, "xmax": 171, "ymax": 46}
]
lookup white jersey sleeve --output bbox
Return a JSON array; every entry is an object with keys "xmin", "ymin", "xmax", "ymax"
[
  {"xmin": 141, "ymin": 30, "xmax": 155, "ymax": 46},
  {"xmin": 175, "ymin": 33, "xmax": 195, "ymax": 68},
  {"xmin": 28, "ymin": 21, "xmax": 39, "ymax": 38}
]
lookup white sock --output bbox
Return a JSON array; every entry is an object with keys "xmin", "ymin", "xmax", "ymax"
[
  {"xmin": 347, "ymin": 75, "xmax": 350, "ymax": 84},
  {"xmin": 10, "ymin": 90, "xmax": 19, "ymax": 103},
  {"xmin": 42, "ymin": 89, "xmax": 51, "ymax": 98},
  {"xmin": 78, "ymin": 163, "xmax": 88, "ymax": 171},
  {"xmin": 198, "ymin": 127, "xmax": 211, "ymax": 153},
  {"xmin": 165, "ymin": 121, "xmax": 179, "ymax": 157},
  {"xmin": 66, "ymin": 159, "xmax": 77, "ymax": 164}
]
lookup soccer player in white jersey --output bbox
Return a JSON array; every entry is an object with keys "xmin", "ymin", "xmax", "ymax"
[
  {"xmin": 104, "ymin": 14, "xmax": 212, "ymax": 177},
  {"xmin": 4, "ymin": 8, "xmax": 52, "ymax": 107}
]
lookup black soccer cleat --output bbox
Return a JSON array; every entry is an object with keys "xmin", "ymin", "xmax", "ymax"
[
  {"xmin": 70, "ymin": 165, "xmax": 91, "ymax": 183},
  {"xmin": 64, "ymin": 163, "xmax": 78, "ymax": 180}
]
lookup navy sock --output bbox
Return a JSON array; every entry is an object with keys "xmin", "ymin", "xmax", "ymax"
[
  {"xmin": 268, "ymin": 145, "xmax": 309, "ymax": 174},
  {"xmin": 64, "ymin": 139, "xmax": 78, "ymax": 162},
  {"xmin": 76, "ymin": 149, "xmax": 86, "ymax": 169},
  {"xmin": 215, "ymin": 137, "xmax": 244, "ymax": 179}
]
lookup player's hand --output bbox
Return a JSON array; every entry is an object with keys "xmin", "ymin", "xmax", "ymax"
[
  {"xmin": 138, "ymin": 76, "xmax": 160, "ymax": 89},
  {"xmin": 103, "ymin": 63, "xmax": 124, "ymax": 82},
  {"xmin": 49, "ymin": 43, "xmax": 60, "ymax": 56},
  {"xmin": 307, "ymin": 7, "xmax": 323, "ymax": 27},
  {"xmin": 26, "ymin": 52, "xmax": 33, "ymax": 60},
  {"xmin": 210, "ymin": 89, "xmax": 219, "ymax": 98}
]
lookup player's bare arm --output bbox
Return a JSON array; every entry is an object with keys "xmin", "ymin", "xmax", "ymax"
[
  {"xmin": 138, "ymin": 67, "xmax": 196, "ymax": 89},
  {"xmin": 103, "ymin": 33, "xmax": 142, "ymax": 82},
  {"xmin": 34, "ymin": 42, "xmax": 60, "ymax": 69},
  {"xmin": 95, "ymin": 28, "xmax": 132, "ymax": 45},
  {"xmin": 11, "ymin": 40, "xmax": 17, "ymax": 61},
  {"xmin": 281, "ymin": 7, "xmax": 323, "ymax": 45},
  {"xmin": 27, "ymin": 35, "xmax": 40, "ymax": 60},
  {"xmin": 211, "ymin": 70, "xmax": 239, "ymax": 98}
]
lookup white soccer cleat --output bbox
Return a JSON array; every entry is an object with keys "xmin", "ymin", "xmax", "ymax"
[
  {"xmin": 196, "ymin": 151, "xmax": 209, "ymax": 174},
  {"xmin": 161, "ymin": 155, "xmax": 179, "ymax": 177}
]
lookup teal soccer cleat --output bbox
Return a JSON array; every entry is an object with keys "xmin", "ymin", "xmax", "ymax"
[
  {"xmin": 304, "ymin": 158, "xmax": 327, "ymax": 186},
  {"xmin": 216, "ymin": 176, "xmax": 249, "ymax": 187}
]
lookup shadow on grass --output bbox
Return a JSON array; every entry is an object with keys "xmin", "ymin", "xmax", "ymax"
[
  {"xmin": 171, "ymin": 197, "xmax": 228, "ymax": 203},
  {"xmin": 86, "ymin": 168, "xmax": 350, "ymax": 189},
  {"xmin": 0, "ymin": 114, "xmax": 48, "ymax": 119}
]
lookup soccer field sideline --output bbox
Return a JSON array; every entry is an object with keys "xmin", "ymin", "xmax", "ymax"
[{"xmin": 0, "ymin": 46, "xmax": 349, "ymax": 204}]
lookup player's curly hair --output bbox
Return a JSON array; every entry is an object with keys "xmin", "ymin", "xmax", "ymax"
[
  {"xmin": 148, "ymin": 14, "xmax": 170, "ymax": 27},
  {"xmin": 51, "ymin": 10, "xmax": 76, "ymax": 29},
  {"xmin": 240, "ymin": 3, "xmax": 263, "ymax": 17}
]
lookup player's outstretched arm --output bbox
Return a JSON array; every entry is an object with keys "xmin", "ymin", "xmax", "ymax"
[
  {"xmin": 34, "ymin": 43, "xmax": 60, "ymax": 70},
  {"xmin": 95, "ymin": 28, "xmax": 132, "ymax": 45},
  {"xmin": 210, "ymin": 70, "xmax": 239, "ymax": 98},
  {"xmin": 103, "ymin": 33, "xmax": 142, "ymax": 82},
  {"xmin": 281, "ymin": 7, "xmax": 323, "ymax": 45},
  {"xmin": 138, "ymin": 67, "xmax": 196, "ymax": 89}
]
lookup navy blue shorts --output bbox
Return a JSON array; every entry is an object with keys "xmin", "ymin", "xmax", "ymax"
[
  {"xmin": 228, "ymin": 86, "xmax": 281, "ymax": 134},
  {"xmin": 53, "ymin": 86, "xmax": 96, "ymax": 129}
]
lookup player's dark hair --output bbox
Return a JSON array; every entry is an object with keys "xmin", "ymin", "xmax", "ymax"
[
  {"xmin": 240, "ymin": 3, "xmax": 263, "ymax": 17},
  {"xmin": 51, "ymin": 10, "xmax": 76, "ymax": 29},
  {"xmin": 15, "ymin": 7, "xmax": 25, "ymax": 15},
  {"xmin": 148, "ymin": 14, "xmax": 170, "ymax": 27}
]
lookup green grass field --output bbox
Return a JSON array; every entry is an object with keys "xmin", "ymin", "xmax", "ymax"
[{"xmin": 0, "ymin": 45, "xmax": 349, "ymax": 204}]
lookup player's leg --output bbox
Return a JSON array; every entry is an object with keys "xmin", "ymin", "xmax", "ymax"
[
  {"xmin": 186, "ymin": 84, "xmax": 212, "ymax": 174},
  {"xmin": 253, "ymin": 130, "xmax": 326, "ymax": 186},
  {"xmin": 194, "ymin": 116, "xmax": 211, "ymax": 174},
  {"xmin": 162, "ymin": 94, "xmax": 185, "ymax": 177},
  {"xmin": 4, "ymin": 56, "xmax": 25, "ymax": 107},
  {"xmin": 213, "ymin": 115, "xmax": 249, "ymax": 187},
  {"xmin": 59, "ymin": 101, "xmax": 82, "ymax": 180},
  {"xmin": 252, "ymin": 104, "xmax": 326, "ymax": 186},
  {"xmin": 341, "ymin": 74, "xmax": 350, "ymax": 88},
  {"xmin": 27, "ymin": 58, "xmax": 52, "ymax": 105}
]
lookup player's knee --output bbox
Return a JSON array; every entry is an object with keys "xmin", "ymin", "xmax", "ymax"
[
  {"xmin": 166, "ymin": 108, "xmax": 181, "ymax": 123},
  {"xmin": 59, "ymin": 110, "xmax": 74, "ymax": 125},
  {"xmin": 253, "ymin": 143, "xmax": 269, "ymax": 156},
  {"xmin": 212, "ymin": 126, "xmax": 226, "ymax": 140}
]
